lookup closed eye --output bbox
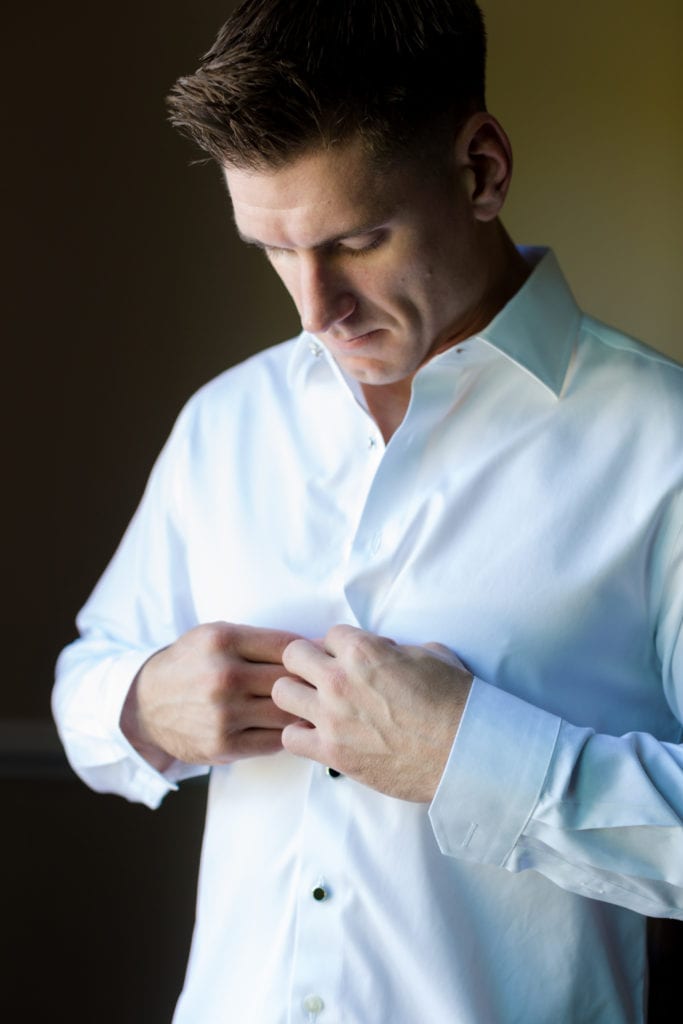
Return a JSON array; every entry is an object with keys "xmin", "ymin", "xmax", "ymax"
[
  {"xmin": 246, "ymin": 228, "xmax": 387, "ymax": 263},
  {"xmin": 262, "ymin": 244, "xmax": 294, "ymax": 262},
  {"xmin": 338, "ymin": 231, "xmax": 385, "ymax": 256}
]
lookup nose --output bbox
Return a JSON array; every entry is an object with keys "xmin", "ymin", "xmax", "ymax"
[{"xmin": 298, "ymin": 256, "xmax": 356, "ymax": 334}]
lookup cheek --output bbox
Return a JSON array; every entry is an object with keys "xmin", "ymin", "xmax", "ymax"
[
  {"xmin": 379, "ymin": 271, "xmax": 427, "ymax": 323},
  {"xmin": 359, "ymin": 267, "xmax": 409, "ymax": 309}
]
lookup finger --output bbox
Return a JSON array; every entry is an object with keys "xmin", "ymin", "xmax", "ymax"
[
  {"xmin": 320, "ymin": 623, "xmax": 363, "ymax": 656},
  {"xmin": 317, "ymin": 627, "xmax": 399, "ymax": 686},
  {"xmin": 322, "ymin": 624, "xmax": 399, "ymax": 661},
  {"xmin": 214, "ymin": 727, "xmax": 286, "ymax": 763},
  {"xmin": 222, "ymin": 623, "xmax": 304, "ymax": 663},
  {"xmin": 239, "ymin": 661, "xmax": 297, "ymax": 697},
  {"xmin": 282, "ymin": 638, "xmax": 333, "ymax": 681},
  {"xmin": 271, "ymin": 675, "xmax": 319, "ymax": 723},
  {"xmin": 244, "ymin": 696, "xmax": 300, "ymax": 731},
  {"xmin": 281, "ymin": 720, "xmax": 324, "ymax": 764}
]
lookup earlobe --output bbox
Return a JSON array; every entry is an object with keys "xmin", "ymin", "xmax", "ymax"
[{"xmin": 457, "ymin": 113, "xmax": 513, "ymax": 222}]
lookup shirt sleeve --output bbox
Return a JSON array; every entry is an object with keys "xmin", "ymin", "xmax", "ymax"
[
  {"xmin": 429, "ymin": 499, "xmax": 683, "ymax": 920},
  {"xmin": 52, "ymin": 403, "xmax": 209, "ymax": 809}
]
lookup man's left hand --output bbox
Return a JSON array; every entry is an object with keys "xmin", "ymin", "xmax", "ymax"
[{"xmin": 272, "ymin": 625, "xmax": 473, "ymax": 803}]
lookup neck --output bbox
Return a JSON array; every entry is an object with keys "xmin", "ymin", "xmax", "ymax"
[
  {"xmin": 363, "ymin": 230, "xmax": 531, "ymax": 443},
  {"xmin": 362, "ymin": 380, "xmax": 414, "ymax": 443}
]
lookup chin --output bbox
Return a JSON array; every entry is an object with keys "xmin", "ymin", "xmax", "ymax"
[
  {"xmin": 353, "ymin": 370, "xmax": 415, "ymax": 394},
  {"xmin": 341, "ymin": 362, "xmax": 395, "ymax": 384}
]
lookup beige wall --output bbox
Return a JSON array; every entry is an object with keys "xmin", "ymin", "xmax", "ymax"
[{"xmin": 482, "ymin": 0, "xmax": 683, "ymax": 359}]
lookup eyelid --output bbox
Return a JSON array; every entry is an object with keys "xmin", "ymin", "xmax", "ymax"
[
  {"xmin": 261, "ymin": 229, "xmax": 385, "ymax": 260},
  {"xmin": 339, "ymin": 231, "xmax": 384, "ymax": 254},
  {"xmin": 263, "ymin": 244, "xmax": 291, "ymax": 260}
]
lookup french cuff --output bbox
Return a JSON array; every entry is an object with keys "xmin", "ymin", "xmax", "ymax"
[
  {"xmin": 64, "ymin": 649, "xmax": 193, "ymax": 809},
  {"xmin": 428, "ymin": 677, "xmax": 562, "ymax": 867},
  {"xmin": 107, "ymin": 649, "xmax": 208, "ymax": 805}
]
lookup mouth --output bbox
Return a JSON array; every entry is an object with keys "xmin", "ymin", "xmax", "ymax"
[{"xmin": 332, "ymin": 328, "xmax": 384, "ymax": 348}]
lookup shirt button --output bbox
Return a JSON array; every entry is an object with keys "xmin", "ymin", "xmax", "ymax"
[
  {"xmin": 308, "ymin": 341, "xmax": 323, "ymax": 357},
  {"xmin": 312, "ymin": 885, "xmax": 329, "ymax": 902},
  {"xmin": 367, "ymin": 435, "xmax": 378, "ymax": 449},
  {"xmin": 302, "ymin": 993, "xmax": 325, "ymax": 1017},
  {"xmin": 326, "ymin": 767, "xmax": 341, "ymax": 778}
]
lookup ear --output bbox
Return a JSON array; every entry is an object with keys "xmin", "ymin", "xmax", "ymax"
[{"xmin": 455, "ymin": 113, "xmax": 514, "ymax": 222}]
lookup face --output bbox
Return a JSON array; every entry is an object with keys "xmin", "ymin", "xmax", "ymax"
[{"xmin": 224, "ymin": 134, "xmax": 498, "ymax": 391}]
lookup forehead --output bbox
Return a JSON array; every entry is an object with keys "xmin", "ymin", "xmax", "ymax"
[{"xmin": 223, "ymin": 138, "xmax": 416, "ymax": 249}]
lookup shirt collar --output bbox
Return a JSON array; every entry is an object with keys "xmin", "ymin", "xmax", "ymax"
[
  {"xmin": 473, "ymin": 246, "xmax": 581, "ymax": 397},
  {"xmin": 289, "ymin": 247, "xmax": 581, "ymax": 399}
]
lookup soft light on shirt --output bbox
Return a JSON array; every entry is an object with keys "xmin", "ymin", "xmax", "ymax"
[{"xmin": 54, "ymin": 249, "xmax": 683, "ymax": 1023}]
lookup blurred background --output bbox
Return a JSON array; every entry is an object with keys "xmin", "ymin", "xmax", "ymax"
[{"xmin": 2, "ymin": 1, "xmax": 681, "ymax": 1019}]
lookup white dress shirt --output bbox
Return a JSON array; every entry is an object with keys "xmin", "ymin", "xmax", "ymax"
[{"xmin": 54, "ymin": 248, "xmax": 683, "ymax": 1023}]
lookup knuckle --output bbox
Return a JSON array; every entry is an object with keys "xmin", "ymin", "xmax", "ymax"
[
  {"xmin": 326, "ymin": 623, "xmax": 355, "ymax": 646},
  {"xmin": 424, "ymin": 642, "xmax": 465, "ymax": 670},
  {"xmin": 201, "ymin": 662, "xmax": 236, "ymax": 700},
  {"xmin": 423, "ymin": 641, "xmax": 450, "ymax": 656},
  {"xmin": 215, "ymin": 695, "xmax": 238, "ymax": 725},
  {"xmin": 196, "ymin": 621, "xmax": 234, "ymax": 654},
  {"xmin": 346, "ymin": 632, "xmax": 376, "ymax": 667},
  {"xmin": 326, "ymin": 666, "xmax": 348, "ymax": 699}
]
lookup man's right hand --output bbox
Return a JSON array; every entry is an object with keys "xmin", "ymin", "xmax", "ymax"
[{"xmin": 119, "ymin": 622, "xmax": 302, "ymax": 772}]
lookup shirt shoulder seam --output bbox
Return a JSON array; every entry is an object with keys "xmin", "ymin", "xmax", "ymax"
[{"xmin": 581, "ymin": 316, "xmax": 683, "ymax": 375}]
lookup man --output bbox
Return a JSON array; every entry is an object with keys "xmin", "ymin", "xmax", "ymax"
[{"xmin": 53, "ymin": 1, "xmax": 683, "ymax": 1021}]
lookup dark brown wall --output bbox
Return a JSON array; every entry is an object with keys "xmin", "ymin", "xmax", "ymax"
[
  {"xmin": 2, "ymin": 777, "xmax": 207, "ymax": 1022},
  {"xmin": 4, "ymin": 0, "xmax": 297, "ymax": 721}
]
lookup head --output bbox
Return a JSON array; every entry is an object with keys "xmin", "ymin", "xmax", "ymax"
[
  {"xmin": 167, "ymin": 0, "xmax": 487, "ymax": 171},
  {"xmin": 169, "ymin": 2, "xmax": 522, "ymax": 419},
  {"xmin": 223, "ymin": 124, "xmax": 518, "ymax": 397}
]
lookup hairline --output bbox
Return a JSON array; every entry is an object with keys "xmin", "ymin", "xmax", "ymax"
[{"xmin": 219, "ymin": 111, "xmax": 475, "ymax": 177}]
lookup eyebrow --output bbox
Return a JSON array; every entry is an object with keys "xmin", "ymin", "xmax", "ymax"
[{"xmin": 235, "ymin": 218, "xmax": 388, "ymax": 251}]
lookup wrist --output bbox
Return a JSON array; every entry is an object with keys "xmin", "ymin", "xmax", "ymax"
[{"xmin": 120, "ymin": 674, "xmax": 174, "ymax": 773}]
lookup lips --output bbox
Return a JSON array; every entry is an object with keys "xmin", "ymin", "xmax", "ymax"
[{"xmin": 334, "ymin": 328, "xmax": 383, "ymax": 347}]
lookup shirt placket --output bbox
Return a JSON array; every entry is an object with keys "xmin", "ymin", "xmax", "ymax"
[
  {"xmin": 283, "ymin": 387, "xmax": 384, "ymax": 1023},
  {"xmin": 286, "ymin": 762, "xmax": 354, "ymax": 1023}
]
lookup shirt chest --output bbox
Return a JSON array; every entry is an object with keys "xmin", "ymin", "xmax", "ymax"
[{"xmin": 177, "ymin": 364, "xmax": 674, "ymax": 739}]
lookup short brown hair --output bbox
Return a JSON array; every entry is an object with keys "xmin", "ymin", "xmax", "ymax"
[{"xmin": 167, "ymin": 0, "xmax": 487, "ymax": 169}]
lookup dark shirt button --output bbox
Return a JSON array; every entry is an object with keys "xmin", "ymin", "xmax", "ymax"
[
  {"xmin": 326, "ymin": 767, "xmax": 341, "ymax": 778},
  {"xmin": 312, "ymin": 886, "xmax": 328, "ymax": 902}
]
